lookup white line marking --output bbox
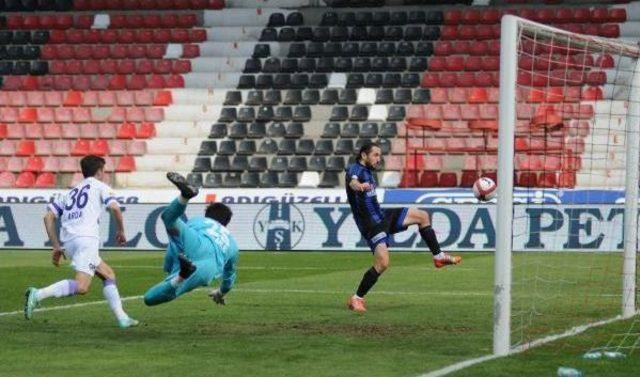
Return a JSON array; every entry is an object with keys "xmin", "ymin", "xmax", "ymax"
[
  {"xmin": 0, "ymin": 295, "xmax": 143, "ymax": 318},
  {"xmin": 235, "ymin": 288, "xmax": 491, "ymax": 297},
  {"xmin": 0, "ymin": 288, "xmax": 492, "ymax": 317},
  {"xmin": 417, "ymin": 313, "xmax": 639, "ymax": 377}
]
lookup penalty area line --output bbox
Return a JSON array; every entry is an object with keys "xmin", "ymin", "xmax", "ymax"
[{"xmin": 416, "ymin": 313, "xmax": 638, "ymax": 377}]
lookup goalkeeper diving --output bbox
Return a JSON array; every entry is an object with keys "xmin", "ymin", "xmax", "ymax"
[{"xmin": 143, "ymin": 172, "xmax": 238, "ymax": 307}]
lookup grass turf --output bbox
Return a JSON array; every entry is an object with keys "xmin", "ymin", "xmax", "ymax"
[{"xmin": 0, "ymin": 250, "xmax": 637, "ymax": 377}]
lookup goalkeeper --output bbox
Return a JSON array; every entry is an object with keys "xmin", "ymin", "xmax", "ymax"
[{"xmin": 143, "ymin": 173, "xmax": 238, "ymax": 307}]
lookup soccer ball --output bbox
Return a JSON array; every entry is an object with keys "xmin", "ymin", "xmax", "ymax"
[{"xmin": 473, "ymin": 177, "xmax": 497, "ymax": 202}]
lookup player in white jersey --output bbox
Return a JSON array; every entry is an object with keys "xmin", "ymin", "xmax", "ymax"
[{"xmin": 24, "ymin": 155, "xmax": 139, "ymax": 328}]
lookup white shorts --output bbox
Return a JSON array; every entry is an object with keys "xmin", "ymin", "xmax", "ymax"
[{"xmin": 63, "ymin": 237, "xmax": 102, "ymax": 276}]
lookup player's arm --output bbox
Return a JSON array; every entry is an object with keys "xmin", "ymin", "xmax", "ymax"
[
  {"xmin": 43, "ymin": 210, "xmax": 64, "ymax": 267},
  {"xmin": 209, "ymin": 251, "xmax": 238, "ymax": 305},
  {"xmin": 349, "ymin": 177, "xmax": 371, "ymax": 192},
  {"xmin": 107, "ymin": 202, "xmax": 126, "ymax": 246}
]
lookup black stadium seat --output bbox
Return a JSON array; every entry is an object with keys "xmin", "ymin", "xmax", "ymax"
[
  {"xmin": 260, "ymin": 172, "xmax": 278, "ymax": 188},
  {"xmin": 209, "ymin": 123, "xmax": 227, "ymax": 138},
  {"xmin": 315, "ymin": 139, "xmax": 334, "ymax": 155},
  {"xmin": 231, "ymin": 156, "xmax": 250, "ymax": 171},
  {"xmin": 258, "ymin": 138, "xmax": 278, "ymax": 154},
  {"xmin": 322, "ymin": 123, "xmax": 340, "ymax": 138},
  {"xmin": 212, "ymin": 156, "xmax": 230, "ymax": 171},
  {"xmin": 267, "ymin": 123, "xmax": 286, "ymax": 138},
  {"xmin": 198, "ymin": 141, "xmax": 217, "ymax": 155},
  {"xmin": 193, "ymin": 157, "xmax": 212, "ymax": 172},
  {"xmin": 341, "ymin": 122, "xmax": 359, "ymax": 138},
  {"xmin": 187, "ymin": 173, "xmax": 203, "ymax": 187},
  {"xmin": 229, "ymin": 122, "xmax": 248, "ymax": 138},
  {"xmin": 217, "ymin": 140, "xmax": 236, "ymax": 155},
  {"xmin": 248, "ymin": 122, "xmax": 267, "ymax": 138},
  {"xmin": 249, "ymin": 157, "xmax": 268, "ymax": 172},
  {"xmin": 224, "ymin": 91, "xmax": 242, "ymax": 105},
  {"xmin": 279, "ymin": 172, "xmax": 298, "ymax": 188},
  {"xmin": 204, "ymin": 173, "xmax": 222, "ymax": 188},
  {"xmin": 270, "ymin": 156, "xmax": 288, "ymax": 172},
  {"xmin": 241, "ymin": 172, "xmax": 260, "ymax": 187},
  {"xmin": 268, "ymin": 13, "xmax": 285, "ymax": 27},
  {"xmin": 237, "ymin": 140, "xmax": 257, "ymax": 155},
  {"xmin": 309, "ymin": 156, "xmax": 327, "ymax": 171},
  {"xmin": 288, "ymin": 157, "xmax": 307, "ymax": 172}
]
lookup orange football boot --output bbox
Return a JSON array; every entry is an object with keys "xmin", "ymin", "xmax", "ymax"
[
  {"xmin": 433, "ymin": 253, "xmax": 462, "ymax": 268},
  {"xmin": 347, "ymin": 295, "xmax": 367, "ymax": 313}
]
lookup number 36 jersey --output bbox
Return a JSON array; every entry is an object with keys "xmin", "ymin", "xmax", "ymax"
[{"xmin": 47, "ymin": 177, "xmax": 118, "ymax": 243}]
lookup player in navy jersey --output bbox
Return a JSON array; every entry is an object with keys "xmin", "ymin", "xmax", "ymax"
[{"xmin": 345, "ymin": 142, "xmax": 461, "ymax": 313}]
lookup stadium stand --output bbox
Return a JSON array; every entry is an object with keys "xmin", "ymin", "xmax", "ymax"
[{"xmin": 0, "ymin": 0, "xmax": 634, "ymax": 188}]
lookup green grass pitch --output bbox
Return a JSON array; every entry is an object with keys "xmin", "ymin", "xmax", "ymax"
[{"xmin": 0, "ymin": 250, "xmax": 638, "ymax": 377}]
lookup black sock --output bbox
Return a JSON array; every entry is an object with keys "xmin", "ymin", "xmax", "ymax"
[
  {"xmin": 419, "ymin": 225, "xmax": 441, "ymax": 256},
  {"xmin": 356, "ymin": 267, "xmax": 380, "ymax": 298}
]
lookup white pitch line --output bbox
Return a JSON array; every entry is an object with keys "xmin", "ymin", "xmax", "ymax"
[
  {"xmin": 0, "ymin": 288, "xmax": 492, "ymax": 318},
  {"xmin": 0, "ymin": 295, "xmax": 143, "ymax": 318},
  {"xmin": 417, "ymin": 313, "xmax": 639, "ymax": 377}
]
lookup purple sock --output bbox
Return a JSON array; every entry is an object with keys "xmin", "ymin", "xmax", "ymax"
[{"xmin": 67, "ymin": 279, "xmax": 78, "ymax": 295}]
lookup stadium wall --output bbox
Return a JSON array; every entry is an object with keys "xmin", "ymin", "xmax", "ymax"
[{"xmin": 0, "ymin": 188, "xmax": 631, "ymax": 251}]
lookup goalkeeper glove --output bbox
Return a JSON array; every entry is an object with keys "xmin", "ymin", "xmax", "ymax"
[{"xmin": 209, "ymin": 289, "xmax": 226, "ymax": 305}]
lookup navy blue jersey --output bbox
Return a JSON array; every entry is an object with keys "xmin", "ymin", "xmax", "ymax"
[{"xmin": 345, "ymin": 162, "xmax": 384, "ymax": 231}]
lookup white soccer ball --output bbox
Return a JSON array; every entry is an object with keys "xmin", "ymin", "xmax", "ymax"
[{"xmin": 473, "ymin": 177, "xmax": 497, "ymax": 202}]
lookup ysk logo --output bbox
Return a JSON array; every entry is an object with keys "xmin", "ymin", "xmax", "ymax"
[{"xmin": 253, "ymin": 203, "xmax": 305, "ymax": 250}]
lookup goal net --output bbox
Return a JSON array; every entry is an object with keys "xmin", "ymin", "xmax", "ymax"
[{"xmin": 494, "ymin": 15, "xmax": 639, "ymax": 356}]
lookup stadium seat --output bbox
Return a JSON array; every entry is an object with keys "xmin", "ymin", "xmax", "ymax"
[{"xmin": 15, "ymin": 171, "xmax": 36, "ymax": 188}]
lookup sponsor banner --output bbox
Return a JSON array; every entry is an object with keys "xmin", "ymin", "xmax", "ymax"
[
  {"xmin": 1, "ymin": 188, "xmax": 631, "ymax": 206},
  {"xmin": 383, "ymin": 188, "xmax": 629, "ymax": 205},
  {"xmin": 0, "ymin": 188, "xmax": 356, "ymax": 205},
  {"xmin": 0, "ymin": 203, "xmax": 630, "ymax": 252}
]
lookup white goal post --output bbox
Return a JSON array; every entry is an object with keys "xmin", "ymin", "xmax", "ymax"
[{"xmin": 494, "ymin": 15, "xmax": 640, "ymax": 356}]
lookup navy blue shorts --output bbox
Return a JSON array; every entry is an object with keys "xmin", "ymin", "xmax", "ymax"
[{"xmin": 360, "ymin": 207, "xmax": 409, "ymax": 252}]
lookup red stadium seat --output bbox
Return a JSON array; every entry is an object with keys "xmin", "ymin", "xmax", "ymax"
[
  {"xmin": 72, "ymin": 76, "xmax": 92, "ymax": 91},
  {"xmin": 16, "ymin": 140, "xmax": 35, "ymax": 156},
  {"xmin": 90, "ymin": 139, "xmax": 110, "ymax": 156},
  {"xmin": 438, "ymin": 172, "xmax": 457, "ymax": 187},
  {"xmin": 71, "ymin": 140, "xmax": 91, "ymax": 156},
  {"xmin": 418, "ymin": 171, "xmax": 438, "ymax": 187},
  {"xmin": 19, "ymin": 108, "xmax": 38, "ymax": 123},
  {"xmin": 117, "ymin": 122, "xmax": 137, "ymax": 139},
  {"xmin": 79, "ymin": 123, "xmax": 99, "ymax": 139},
  {"xmin": 60, "ymin": 157, "xmax": 78, "ymax": 172},
  {"xmin": 518, "ymin": 172, "xmax": 538, "ymax": 187},
  {"xmin": 116, "ymin": 91, "xmax": 135, "ymax": 106},
  {"xmin": 126, "ymin": 108, "xmax": 145, "ymax": 123},
  {"xmin": 35, "ymin": 173, "xmax": 56, "ymax": 188},
  {"xmin": 137, "ymin": 123, "xmax": 156, "ymax": 138},
  {"xmin": 15, "ymin": 172, "xmax": 36, "ymax": 188},
  {"xmin": 128, "ymin": 140, "xmax": 147, "ymax": 155},
  {"xmin": 99, "ymin": 123, "xmax": 118, "ymax": 139},
  {"xmin": 42, "ymin": 157, "xmax": 61, "ymax": 172},
  {"xmin": 444, "ymin": 10, "xmax": 462, "ymax": 25},
  {"xmin": 6, "ymin": 124, "xmax": 25, "ymax": 139},
  {"xmin": 43, "ymin": 124, "xmax": 62, "ymax": 139},
  {"xmin": 131, "ymin": 91, "xmax": 153, "ymax": 106},
  {"xmin": 116, "ymin": 155, "xmax": 136, "ymax": 172},
  {"xmin": 24, "ymin": 156, "xmax": 44, "ymax": 172},
  {"xmin": 107, "ymin": 108, "xmax": 127, "ymax": 123},
  {"xmin": 0, "ymin": 172, "xmax": 15, "ymax": 188},
  {"xmin": 64, "ymin": 91, "xmax": 83, "ymax": 107}
]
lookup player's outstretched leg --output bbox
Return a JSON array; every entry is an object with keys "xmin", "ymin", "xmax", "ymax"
[
  {"xmin": 144, "ymin": 253, "xmax": 197, "ymax": 306},
  {"xmin": 404, "ymin": 208, "xmax": 461, "ymax": 268},
  {"xmin": 24, "ymin": 279, "xmax": 79, "ymax": 320},
  {"xmin": 167, "ymin": 172, "xmax": 199, "ymax": 200}
]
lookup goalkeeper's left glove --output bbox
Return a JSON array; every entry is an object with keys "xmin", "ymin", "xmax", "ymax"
[{"xmin": 209, "ymin": 289, "xmax": 226, "ymax": 305}]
